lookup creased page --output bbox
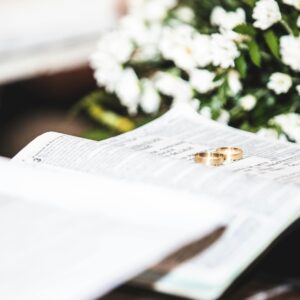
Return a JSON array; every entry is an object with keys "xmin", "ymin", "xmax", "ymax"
[
  {"xmin": 0, "ymin": 158, "xmax": 224, "ymax": 300},
  {"xmin": 12, "ymin": 105, "xmax": 300, "ymax": 299}
]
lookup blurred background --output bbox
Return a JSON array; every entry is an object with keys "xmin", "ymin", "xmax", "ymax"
[{"xmin": 0, "ymin": 0, "xmax": 122, "ymax": 157}]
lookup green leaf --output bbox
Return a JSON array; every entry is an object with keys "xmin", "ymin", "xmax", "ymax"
[
  {"xmin": 235, "ymin": 55, "xmax": 248, "ymax": 78},
  {"xmin": 242, "ymin": 0, "xmax": 256, "ymax": 7},
  {"xmin": 213, "ymin": 73, "xmax": 224, "ymax": 82},
  {"xmin": 234, "ymin": 24, "xmax": 256, "ymax": 36},
  {"xmin": 248, "ymin": 40, "xmax": 261, "ymax": 67},
  {"xmin": 264, "ymin": 30, "xmax": 280, "ymax": 59}
]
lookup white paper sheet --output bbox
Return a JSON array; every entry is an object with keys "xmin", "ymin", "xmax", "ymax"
[{"xmin": 0, "ymin": 158, "xmax": 224, "ymax": 300}]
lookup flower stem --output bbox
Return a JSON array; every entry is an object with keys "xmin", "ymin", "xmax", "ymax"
[{"xmin": 280, "ymin": 20, "xmax": 294, "ymax": 36}]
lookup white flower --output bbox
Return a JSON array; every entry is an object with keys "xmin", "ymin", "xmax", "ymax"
[
  {"xmin": 174, "ymin": 6, "xmax": 195, "ymax": 23},
  {"xmin": 159, "ymin": 25, "xmax": 198, "ymax": 71},
  {"xmin": 154, "ymin": 72, "xmax": 193, "ymax": 102},
  {"xmin": 132, "ymin": 46, "xmax": 160, "ymax": 62},
  {"xmin": 239, "ymin": 95, "xmax": 257, "ymax": 111},
  {"xmin": 128, "ymin": 0, "xmax": 177, "ymax": 22},
  {"xmin": 228, "ymin": 70, "xmax": 242, "ymax": 96},
  {"xmin": 217, "ymin": 110, "xmax": 230, "ymax": 124},
  {"xmin": 90, "ymin": 30, "xmax": 134, "ymax": 92},
  {"xmin": 267, "ymin": 72, "xmax": 292, "ymax": 94},
  {"xmin": 273, "ymin": 113, "xmax": 300, "ymax": 142},
  {"xmin": 91, "ymin": 53, "xmax": 123, "ymax": 93},
  {"xmin": 172, "ymin": 98, "xmax": 201, "ymax": 110},
  {"xmin": 140, "ymin": 79, "xmax": 161, "ymax": 114},
  {"xmin": 210, "ymin": 7, "xmax": 247, "ymax": 42},
  {"xmin": 120, "ymin": 16, "xmax": 148, "ymax": 46},
  {"xmin": 211, "ymin": 6, "xmax": 226, "ymax": 27},
  {"xmin": 256, "ymin": 128, "xmax": 279, "ymax": 140},
  {"xmin": 192, "ymin": 34, "xmax": 213, "ymax": 67},
  {"xmin": 160, "ymin": 26, "xmax": 213, "ymax": 70},
  {"xmin": 296, "ymin": 85, "xmax": 300, "ymax": 95},
  {"xmin": 211, "ymin": 34, "xmax": 240, "ymax": 68},
  {"xmin": 120, "ymin": 16, "xmax": 162, "ymax": 62},
  {"xmin": 282, "ymin": 0, "xmax": 300, "ymax": 10},
  {"xmin": 252, "ymin": 0, "xmax": 282, "ymax": 30},
  {"xmin": 121, "ymin": 16, "xmax": 162, "ymax": 47},
  {"xmin": 200, "ymin": 107, "xmax": 212, "ymax": 119},
  {"xmin": 96, "ymin": 30, "xmax": 134, "ymax": 64},
  {"xmin": 210, "ymin": 6, "xmax": 246, "ymax": 30},
  {"xmin": 280, "ymin": 35, "xmax": 300, "ymax": 72},
  {"xmin": 189, "ymin": 69, "xmax": 218, "ymax": 94},
  {"xmin": 116, "ymin": 68, "xmax": 141, "ymax": 115},
  {"xmin": 189, "ymin": 98, "xmax": 201, "ymax": 111}
]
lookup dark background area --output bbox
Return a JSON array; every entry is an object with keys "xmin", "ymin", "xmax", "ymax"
[{"xmin": 0, "ymin": 66, "xmax": 96, "ymax": 157}]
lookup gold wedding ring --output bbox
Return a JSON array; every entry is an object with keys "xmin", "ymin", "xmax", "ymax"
[
  {"xmin": 194, "ymin": 152, "xmax": 225, "ymax": 166},
  {"xmin": 215, "ymin": 147, "xmax": 243, "ymax": 162}
]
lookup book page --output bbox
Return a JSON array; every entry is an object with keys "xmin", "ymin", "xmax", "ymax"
[
  {"xmin": 0, "ymin": 158, "xmax": 223, "ymax": 300},
  {"xmin": 12, "ymin": 105, "xmax": 300, "ymax": 299}
]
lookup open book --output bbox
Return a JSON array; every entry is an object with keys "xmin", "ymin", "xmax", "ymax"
[{"xmin": 8, "ymin": 104, "xmax": 300, "ymax": 299}]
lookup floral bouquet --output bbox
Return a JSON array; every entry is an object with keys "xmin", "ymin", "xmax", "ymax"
[{"xmin": 77, "ymin": 0, "xmax": 300, "ymax": 143}]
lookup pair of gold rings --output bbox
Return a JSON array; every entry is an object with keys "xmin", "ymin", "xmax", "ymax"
[{"xmin": 194, "ymin": 147, "xmax": 243, "ymax": 167}]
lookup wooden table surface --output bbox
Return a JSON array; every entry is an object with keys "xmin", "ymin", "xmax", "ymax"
[{"xmin": 100, "ymin": 224, "xmax": 300, "ymax": 300}]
